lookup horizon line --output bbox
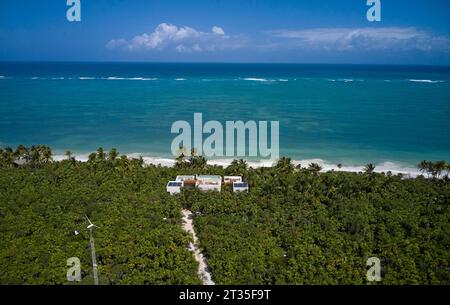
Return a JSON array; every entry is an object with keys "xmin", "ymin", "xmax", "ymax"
[{"xmin": 1, "ymin": 60, "xmax": 450, "ymax": 68}]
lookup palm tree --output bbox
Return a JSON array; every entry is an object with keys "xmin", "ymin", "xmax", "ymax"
[
  {"xmin": 39, "ymin": 145, "xmax": 52, "ymax": 163},
  {"xmin": 238, "ymin": 159, "xmax": 248, "ymax": 171},
  {"xmin": 227, "ymin": 159, "xmax": 248, "ymax": 176},
  {"xmin": 29, "ymin": 146, "xmax": 40, "ymax": 163},
  {"xmin": 15, "ymin": 145, "xmax": 29, "ymax": 160},
  {"xmin": 138, "ymin": 156, "xmax": 144, "ymax": 167},
  {"xmin": 118, "ymin": 154, "xmax": 129, "ymax": 167},
  {"xmin": 175, "ymin": 152, "xmax": 187, "ymax": 168},
  {"xmin": 65, "ymin": 150, "xmax": 77, "ymax": 165},
  {"xmin": 364, "ymin": 163, "xmax": 376, "ymax": 174},
  {"xmin": 308, "ymin": 163, "xmax": 322, "ymax": 173},
  {"xmin": 418, "ymin": 160, "xmax": 431, "ymax": 177},
  {"xmin": 65, "ymin": 150, "xmax": 73, "ymax": 160},
  {"xmin": 177, "ymin": 144, "xmax": 186, "ymax": 156},
  {"xmin": 3, "ymin": 147, "xmax": 14, "ymax": 165},
  {"xmin": 97, "ymin": 147, "xmax": 106, "ymax": 160},
  {"xmin": 276, "ymin": 157, "xmax": 294, "ymax": 173},
  {"xmin": 108, "ymin": 148, "xmax": 118, "ymax": 161},
  {"xmin": 191, "ymin": 155, "xmax": 207, "ymax": 168},
  {"xmin": 174, "ymin": 144, "xmax": 188, "ymax": 168},
  {"xmin": 187, "ymin": 147, "xmax": 207, "ymax": 168},
  {"xmin": 434, "ymin": 160, "xmax": 446, "ymax": 179},
  {"xmin": 190, "ymin": 148, "xmax": 198, "ymax": 157},
  {"xmin": 88, "ymin": 153, "xmax": 97, "ymax": 163}
]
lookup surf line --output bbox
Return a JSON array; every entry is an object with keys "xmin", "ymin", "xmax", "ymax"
[{"xmin": 181, "ymin": 209, "xmax": 215, "ymax": 285}]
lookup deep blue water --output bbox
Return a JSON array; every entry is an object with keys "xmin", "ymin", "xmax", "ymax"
[{"xmin": 0, "ymin": 62, "xmax": 449, "ymax": 168}]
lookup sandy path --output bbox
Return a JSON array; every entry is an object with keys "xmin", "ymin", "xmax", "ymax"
[{"xmin": 181, "ymin": 209, "xmax": 215, "ymax": 285}]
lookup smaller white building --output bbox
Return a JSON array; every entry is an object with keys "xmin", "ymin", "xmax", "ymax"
[
  {"xmin": 166, "ymin": 181, "xmax": 184, "ymax": 195},
  {"xmin": 233, "ymin": 182, "xmax": 249, "ymax": 193}
]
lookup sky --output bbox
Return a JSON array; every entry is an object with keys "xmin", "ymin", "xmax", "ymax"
[{"xmin": 1, "ymin": 0, "xmax": 450, "ymax": 64}]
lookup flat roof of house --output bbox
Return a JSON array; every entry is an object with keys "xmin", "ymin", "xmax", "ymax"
[
  {"xmin": 167, "ymin": 181, "xmax": 183, "ymax": 187},
  {"xmin": 176, "ymin": 175, "xmax": 195, "ymax": 180},
  {"xmin": 197, "ymin": 175, "xmax": 222, "ymax": 180}
]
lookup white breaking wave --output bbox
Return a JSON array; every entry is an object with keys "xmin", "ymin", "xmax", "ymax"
[
  {"xmin": 175, "ymin": 78, "xmax": 187, "ymax": 81},
  {"xmin": 128, "ymin": 77, "xmax": 158, "ymax": 81},
  {"xmin": 328, "ymin": 78, "xmax": 355, "ymax": 83},
  {"xmin": 328, "ymin": 78, "xmax": 358, "ymax": 83},
  {"xmin": 243, "ymin": 77, "xmax": 290, "ymax": 82},
  {"xmin": 0, "ymin": 76, "xmax": 5, "ymax": 79},
  {"xmin": 105, "ymin": 76, "xmax": 158, "ymax": 81},
  {"xmin": 408, "ymin": 79, "xmax": 444, "ymax": 83},
  {"xmin": 33, "ymin": 76, "xmax": 161, "ymax": 81},
  {"xmin": 243, "ymin": 77, "xmax": 272, "ymax": 82}
]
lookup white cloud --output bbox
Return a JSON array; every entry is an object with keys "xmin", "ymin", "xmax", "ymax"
[
  {"xmin": 107, "ymin": 23, "xmax": 243, "ymax": 53},
  {"xmin": 268, "ymin": 27, "xmax": 450, "ymax": 52},
  {"xmin": 212, "ymin": 26, "xmax": 225, "ymax": 36}
]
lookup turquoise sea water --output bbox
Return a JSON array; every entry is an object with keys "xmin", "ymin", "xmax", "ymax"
[{"xmin": 0, "ymin": 62, "xmax": 449, "ymax": 170}]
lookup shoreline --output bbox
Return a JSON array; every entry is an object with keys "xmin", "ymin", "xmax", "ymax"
[{"xmin": 52, "ymin": 153, "xmax": 424, "ymax": 178}]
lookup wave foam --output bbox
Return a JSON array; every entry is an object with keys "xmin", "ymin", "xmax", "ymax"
[
  {"xmin": 408, "ymin": 79, "xmax": 444, "ymax": 84},
  {"xmin": 130, "ymin": 77, "xmax": 157, "ymax": 81},
  {"xmin": 242, "ymin": 78, "xmax": 290, "ymax": 82},
  {"xmin": 328, "ymin": 78, "xmax": 356, "ymax": 83},
  {"xmin": 104, "ymin": 76, "xmax": 159, "ymax": 81},
  {"xmin": 243, "ymin": 78, "xmax": 272, "ymax": 82}
]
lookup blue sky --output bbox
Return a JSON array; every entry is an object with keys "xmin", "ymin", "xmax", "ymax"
[{"xmin": 1, "ymin": 0, "xmax": 450, "ymax": 64}]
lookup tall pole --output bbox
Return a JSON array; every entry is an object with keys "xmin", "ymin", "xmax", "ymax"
[{"xmin": 89, "ymin": 228, "xmax": 99, "ymax": 285}]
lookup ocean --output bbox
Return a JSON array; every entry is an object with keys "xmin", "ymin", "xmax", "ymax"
[{"xmin": 0, "ymin": 62, "xmax": 449, "ymax": 174}]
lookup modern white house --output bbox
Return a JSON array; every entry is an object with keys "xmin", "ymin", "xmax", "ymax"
[
  {"xmin": 196, "ymin": 175, "xmax": 222, "ymax": 192},
  {"xmin": 167, "ymin": 175, "xmax": 248, "ymax": 194},
  {"xmin": 166, "ymin": 181, "xmax": 184, "ymax": 194},
  {"xmin": 232, "ymin": 182, "xmax": 249, "ymax": 193}
]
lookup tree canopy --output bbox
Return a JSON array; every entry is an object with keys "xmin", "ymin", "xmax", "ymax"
[{"xmin": 0, "ymin": 145, "xmax": 449, "ymax": 284}]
